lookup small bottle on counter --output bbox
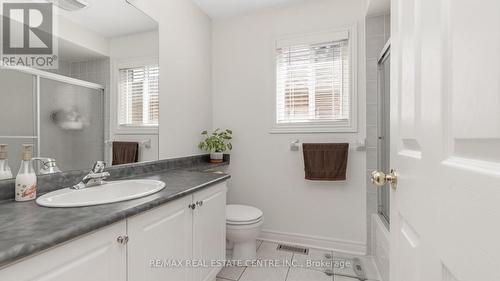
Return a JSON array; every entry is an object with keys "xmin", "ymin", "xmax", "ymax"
[
  {"xmin": 0, "ymin": 144, "xmax": 12, "ymax": 180},
  {"xmin": 15, "ymin": 144, "xmax": 37, "ymax": 201}
]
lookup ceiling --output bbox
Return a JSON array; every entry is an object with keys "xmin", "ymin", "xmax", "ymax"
[
  {"xmin": 58, "ymin": 0, "xmax": 158, "ymax": 38},
  {"xmin": 366, "ymin": 0, "xmax": 390, "ymax": 16},
  {"xmin": 193, "ymin": 0, "xmax": 306, "ymax": 19}
]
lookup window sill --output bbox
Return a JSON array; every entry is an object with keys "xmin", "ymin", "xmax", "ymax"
[{"xmin": 113, "ymin": 125, "xmax": 159, "ymax": 135}]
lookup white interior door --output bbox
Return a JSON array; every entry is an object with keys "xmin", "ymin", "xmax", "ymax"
[{"xmin": 390, "ymin": 0, "xmax": 500, "ymax": 280}]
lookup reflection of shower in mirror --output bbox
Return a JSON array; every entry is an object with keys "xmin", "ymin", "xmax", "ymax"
[{"xmin": 50, "ymin": 107, "xmax": 89, "ymax": 131}]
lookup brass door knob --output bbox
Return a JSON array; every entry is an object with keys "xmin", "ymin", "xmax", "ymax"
[{"xmin": 371, "ymin": 169, "xmax": 398, "ymax": 189}]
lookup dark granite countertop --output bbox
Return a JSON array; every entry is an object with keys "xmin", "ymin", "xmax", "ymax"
[{"xmin": 0, "ymin": 166, "xmax": 230, "ymax": 268}]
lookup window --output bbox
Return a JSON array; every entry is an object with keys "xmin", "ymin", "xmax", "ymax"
[
  {"xmin": 274, "ymin": 29, "xmax": 355, "ymax": 132},
  {"xmin": 118, "ymin": 65, "xmax": 159, "ymax": 127}
]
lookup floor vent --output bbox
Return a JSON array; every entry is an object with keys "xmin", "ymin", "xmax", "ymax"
[{"xmin": 276, "ymin": 244, "xmax": 309, "ymax": 255}]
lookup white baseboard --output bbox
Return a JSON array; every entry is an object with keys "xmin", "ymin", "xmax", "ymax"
[{"xmin": 258, "ymin": 229, "xmax": 366, "ymax": 255}]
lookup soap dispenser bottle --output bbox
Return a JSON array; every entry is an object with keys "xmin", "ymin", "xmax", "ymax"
[
  {"xmin": 15, "ymin": 144, "xmax": 37, "ymax": 201},
  {"xmin": 0, "ymin": 144, "xmax": 12, "ymax": 180}
]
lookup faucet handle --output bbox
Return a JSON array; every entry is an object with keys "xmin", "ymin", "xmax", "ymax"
[
  {"xmin": 91, "ymin": 161, "xmax": 106, "ymax": 173},
  {"xmin": 33, "ymin": 157, "xmax": 61, "ymax": 175}
]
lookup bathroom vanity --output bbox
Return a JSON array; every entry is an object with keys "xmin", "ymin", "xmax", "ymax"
[
  {"xmin": 0, "ymin": 1, "xmax": 231, "ymax": 280},
  {"xmin": 0, "ymin": 161, "xmax": 229, "ymax": 281}
]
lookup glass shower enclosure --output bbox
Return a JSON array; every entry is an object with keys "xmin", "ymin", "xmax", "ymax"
[
  {"xmin": 377, "ymin": 45, "xmax": 391, "ymax": 224},
  {"xmin": 0, "ymin": 68, "xmax": 105, "ymax": 173}
]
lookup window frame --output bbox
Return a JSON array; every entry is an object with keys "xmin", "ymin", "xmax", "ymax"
[
  {"xmin": 111, "ymin": 57, "xmax": 159, "ymax": 135},
  {"xmin": 270, "ymin": 25, "xmax": 358, "ymax": 134}
]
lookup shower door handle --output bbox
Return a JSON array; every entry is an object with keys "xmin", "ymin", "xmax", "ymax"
[{"xmin": 371, "ymin": 169, "xmax": 398, "ymax": 190}]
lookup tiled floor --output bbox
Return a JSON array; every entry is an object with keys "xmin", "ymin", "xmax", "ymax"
[{"xmin": 217, "ymin": 241, "xmax": 381, "ymax": 281}]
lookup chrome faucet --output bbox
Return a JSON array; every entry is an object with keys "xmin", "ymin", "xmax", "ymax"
[
  {"xmin": 72, "ymin": 161, "xmax": 110, "ymax": 190},
  {"xmin": 33, "ymin": 157, "xmax": 62, "ymax": 175}
]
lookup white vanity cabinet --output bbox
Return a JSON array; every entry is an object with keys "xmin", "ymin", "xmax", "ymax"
[
  {"xmin": 128, "ymin": 182, "xmax": 227, "ymax": 281},
  {"xmin": 0, "ymin": 221, "xmax": 127, "ymax": 281},
  {"xmin": 193, "ymin": 184, "xmax": 227, "ymax": 281},
  {"xmin": 0, "ymin": 182, "xmax": 227, "ymax": 281},
  {"xmin": 127, "ymin": 196, "xmax": 194, "ymax": 281}
]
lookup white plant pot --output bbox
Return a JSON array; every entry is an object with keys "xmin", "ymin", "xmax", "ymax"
[{"xmin": 210, "ymin": 152, "xmax": 224, "ymax": 163}]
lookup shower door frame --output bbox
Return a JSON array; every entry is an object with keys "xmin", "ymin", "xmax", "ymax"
[
  {"xmin": 376, "ymin": 40, "xmax": 391, "ymax": 226},
  {"xmin": 2, "ymin": 66, "xmax": 105, "ymax": 159}
]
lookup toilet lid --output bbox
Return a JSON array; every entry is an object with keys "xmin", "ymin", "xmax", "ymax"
[{"xmin": 226, "ymin": 204, "xmax": 263, "ymax": 224}]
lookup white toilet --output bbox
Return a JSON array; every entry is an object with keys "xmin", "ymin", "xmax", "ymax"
[{"xmin": 226, "ymin": 204, "xmax": 263, "ymax": 261}]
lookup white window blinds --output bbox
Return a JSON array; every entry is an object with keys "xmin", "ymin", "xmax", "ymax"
[
  {"xmin": 276, "ymin": 33, "xmax": 351, "ymax": 126},
  {"xmin": 119, "ymin": 65, "xmax": 159, "ymax": 126}
]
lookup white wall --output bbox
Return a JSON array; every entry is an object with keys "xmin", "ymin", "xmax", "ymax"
[
  {"xmin": 109, "ymin": 31, "xmax": 159, "ymax": 59},
  {"xmin": 133, "ymin": 0, "xmax": 213, "ymax": 159},
  {"xmin": 212, "ymin": 0, "xmax": 367, "ymax": 253},
  {"xmin": 57, "ymin": 16, "xmax": 109, "ymax": 57}
]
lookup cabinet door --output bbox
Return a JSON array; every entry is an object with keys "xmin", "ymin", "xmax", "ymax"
[
  {"xmin": 0, "ymin": 222, "xmax": 127, "ymax": 281},
  {"xmin": 127, "ymin": 196, "xmax": 193, "ymax": 281},
  {"xmin": 193, "ymin": 183, "xmax": 227, "ymax": 281}
]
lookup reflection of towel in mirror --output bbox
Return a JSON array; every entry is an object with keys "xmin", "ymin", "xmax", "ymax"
[
  {"xmin": 302, "ymin": 143, "xmax": 349, "ymax": 181},
  {"xmin": 112, "ymin": 142, "xmax": 139, "ymax": 165}
]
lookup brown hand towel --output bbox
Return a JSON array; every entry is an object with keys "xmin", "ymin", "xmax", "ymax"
[
  {"xmin": 302, "ymin": 143, "xmax": 349, "ymax": 181},
  {"xmin": 112, "ymin": 141, "xmax": 139, "ymax": 165}
]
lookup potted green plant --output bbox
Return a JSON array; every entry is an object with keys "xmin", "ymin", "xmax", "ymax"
[{"xmin": 198, "ymin": 129, "xmax": 233, "ymax": 163}]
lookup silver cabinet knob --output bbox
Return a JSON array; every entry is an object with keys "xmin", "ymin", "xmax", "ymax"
[
  {"xmin": 189, "ymin": 203, "xmax": 196, "ymax": 210},
  {"xmin": 196, "ymin": 201, "xmax": 203, "ymax": 207},
  {"xmin": 117, "ymin": 235, "xmax": 129, "ymax": 244}
]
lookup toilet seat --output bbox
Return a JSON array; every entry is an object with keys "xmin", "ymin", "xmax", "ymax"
[
  {"xmin": 226, "ymin": 204, "xmax": 263, "ymax": 225},
  {"xmin": 227, "ymin": 217, "xmax": 262, "ymax": 225}
]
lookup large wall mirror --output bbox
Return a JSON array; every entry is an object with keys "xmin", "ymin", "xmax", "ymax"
[{"xmin": 0, "ymin": 0, "xmax": 159, "ymax": 180}]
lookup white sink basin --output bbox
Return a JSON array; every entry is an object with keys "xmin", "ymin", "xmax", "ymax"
[{"xmin": 36, "ymin": 179, "xmax": 166, "ymax": 208}]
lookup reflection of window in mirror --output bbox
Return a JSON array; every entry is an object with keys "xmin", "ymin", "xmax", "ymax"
[
  {"xmin": 118, "ymin": 65, "xmax": 159, "ymax": 127},
  {"xmin": 114, "ymin": 58, "xmax": 159, "ymax": 134}
]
